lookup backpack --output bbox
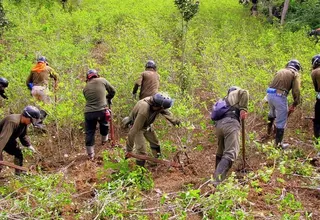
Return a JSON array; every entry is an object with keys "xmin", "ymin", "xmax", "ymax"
[{"xmin": 211, "ymin": 98, "xmax": 231, "ymax": 121}]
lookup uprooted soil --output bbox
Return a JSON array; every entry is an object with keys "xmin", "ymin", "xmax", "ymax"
[{"xmin": 1, "ymin": 104, "xmax": 319, "ymax": 219}]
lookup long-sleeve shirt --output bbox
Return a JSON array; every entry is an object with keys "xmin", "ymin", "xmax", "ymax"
[
  {"xmin": 83, "ymin": 77, "xmax": 116, "ymax": 113},
  {"xmin": 126, "ymin": 97, "xmax": 179, "ymax": 152},
  {"xmin": 227, "ymin": 88, "xmax": 249, "ymax": 111},
  {"xmin": 269, "ymin": 68, "xmax": 301, "ymax": 107},
  {"xmin": 0, "ymin": 114, "xmax": 31, "ymax": 152},
  {"xmin": 26, "ymin": 65, "xmax": 58, "ymax": 87},
  {"xmin": 132, "ymin": 70, "xmax": 160, "ymax": 99},
  {"xmin": 311, "ymin": 67, "xmax": 320, "ymax": 92}
]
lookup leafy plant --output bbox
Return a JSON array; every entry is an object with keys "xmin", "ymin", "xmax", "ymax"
[{"xmin": 0, "ymin": 173, "xmax": 75, "ymax": 219}]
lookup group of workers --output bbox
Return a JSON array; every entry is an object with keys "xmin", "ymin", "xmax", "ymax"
[
  {"xmin": 0, "ymin": 56, "xmax": 57, "ymax": 175},
  {"xmin": 212, "ymin": 56, "xmax": 320, "ymax": 186},
  {"xmin": 0, "ymin": 55, "xmax": 319, "ymax": 187}
]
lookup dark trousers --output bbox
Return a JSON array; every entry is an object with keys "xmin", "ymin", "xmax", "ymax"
[
  {"xmin": 314, "ymin": 99, "xmax": 320, "ymax": 139},
  {"xmin": 314, "ymin": 99, "xmax": 320, "ymax": 124},
  {"xmin": 3, "ymin": 139, "xmax": 23, "ymax": 166},
  {"xmin": 85, "ymin": 110, "xmax": 109, "ymax": 146}
]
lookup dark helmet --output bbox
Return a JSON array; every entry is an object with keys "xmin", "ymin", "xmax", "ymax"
[
  {"xmin": 312, "ymin": 54, "xmax": 320, "ymax": 69},
  {"xmin": 0, "ymin": 77, "xmax": 8, "ymax": 87},
  {"xmin": 227, "ymin": 86, "xmax": 240, "ymax": 94},
  {"xmin": 22, "ymin": 106, "xmax": 41, "ymax": 125},
  {"xmin": 87, "ymin": 69, "xmax": 99, "ymax": 80},
  {"xmin": 152, "ymin": 93, "xmax": 173, "ymax": 109},
  {"xmin": 309, "ymin": 30, "xmax": 316, "ymax": 36},
  {"xmin": 37, "ymin": 56, "xmax": 47, "ymax": 63},
  {"xmin": 145, "ymin": 60, "xmax": 156, "ymax": 70},
  {"xmin": 286, "ymin": 59, "xmax": 302, "ymax": 72}
]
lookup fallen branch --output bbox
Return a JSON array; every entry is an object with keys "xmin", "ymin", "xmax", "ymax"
[
  {"xmin": 72, "ymin": 190, "xmax": 94, "ymax": 198},
  {"xmin": 0, "ymin": 160, "xmax": 28, "ymax": 172},
  {"xmin": 59, "ymin": 160, "xmax": 75, "ymax": 173}
]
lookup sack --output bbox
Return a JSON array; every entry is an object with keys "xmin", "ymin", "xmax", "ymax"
[{"xmin": 211, "ymin": 98, "xmax": 230, "ymax": 121}]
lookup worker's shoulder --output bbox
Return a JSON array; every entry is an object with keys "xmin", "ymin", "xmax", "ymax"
[
  {"xmin": 142, "ymin": 70, "xmax": 158, "ymax": 75},
  {"xmin": 96, "ymin": 77, "xmax": 110, "ymax": 84},
  {"xmin": 3, "ymin": 114, "xmax": 20, "ymax": 125},
  {"xmin": 135, "ymin": 98, "xmax": 151, "ymax": 111},
  {"xmin": 277, "ymin": 68, "xmax": 298, "ymax": 76},
  {"xmin": 87, "ymin": 77, "xmax": 108, "ymax": 84},
  {"xmin": 312, "ymin": 67, "xmax": 320, "ymax": 76}
]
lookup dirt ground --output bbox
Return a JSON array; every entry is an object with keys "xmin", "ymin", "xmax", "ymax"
[{"xmin": 1, "ymin": 101, "xmax": 319, "ymax": 219}]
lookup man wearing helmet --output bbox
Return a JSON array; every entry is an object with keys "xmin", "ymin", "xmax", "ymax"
[
  {"xmin": 266, "ymin": 59, "xmax": 302, "ymax": 149},
  {"xmin": 0, "ymin": 106, "xmax": 40, "ymax": 175},
  {"xmin": 26, "ymin": 56, "xmax": 58, "ymax": 103},
  {"xmin": 132, "ymin": 60, "xmax": 160, "ymax": 100},
  {"xmin": 0, "ymin": 77, "xmax": 8, "ymax": 100},
  {"xmin": 124, "ymin": 93, "xmax": 181, "ymax": 167},
  {"xmin": 212, "ymin": 86, "xmax": 249, "ymax": 186},
  {"xmin": 83, "ymin": 69, "xmax": 116, "ymax": 160},
  {"xmin": 311, "ymin": 54, "xmax": 320, "ymax": 143}
]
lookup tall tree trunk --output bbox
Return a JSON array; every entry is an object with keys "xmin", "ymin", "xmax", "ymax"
[
  {"xmin": 280, "ymin": 0, "xmax": 290, "ymax": 25},
  {"xmin": 267, "ymin": 0, "xmax": 273, "ymax": 21}
]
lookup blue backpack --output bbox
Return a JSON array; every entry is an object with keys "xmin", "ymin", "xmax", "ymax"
[{"xmin": 211, "ymin": 98, "xmax": 231, "ymax": 121}]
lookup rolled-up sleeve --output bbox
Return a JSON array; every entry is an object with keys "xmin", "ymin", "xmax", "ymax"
[{"xmin": 238, "ymin": 89, "xmax": 249, "ymax": 111}]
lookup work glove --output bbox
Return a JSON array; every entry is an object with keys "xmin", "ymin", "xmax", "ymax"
[
  {"xmin": 132, "ymin": 93, "xmax": 137, "ymax": 100},
  {"xmin": 288, "ymin": 105, "xmax": 295, "ymax": 115},
  {"xmin": 174, "ymin": 120, "xmax": 182, "ymax": 127},
  {"xmin": 122, "ymin": 116, "xmax": 132, "ymax": 128},
  {"xmin": 240, "ymin": 110, "xmax": 248, "ymax": 120},
  {"xmin": 28, "ymin": 145, "xmax": 36, "ymax": 153},
  {"xmin": 0, "ymin": 91, "xmax": 8, "ymax": 99},
  {"xmin": 107, "ymin": 98, "xmax": 112, "ymax": 106}
]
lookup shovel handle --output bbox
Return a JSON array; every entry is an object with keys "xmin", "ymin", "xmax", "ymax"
[
  {"xmin": 241, "ymin": 118, "xmax": 246, "ymax": 169},
  {"xmin": 108, "ymin": 104, "xmax": 115, "ymax": 147}
]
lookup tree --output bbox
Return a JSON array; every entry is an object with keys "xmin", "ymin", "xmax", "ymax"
[
  {"xmin": 280, "ymin": 0, "xmax": 289, "ymax": 25},
  {"xmin": 174, "ymin": 0, "xmax": 199, "ymax": 93},
  {"xmin": 0, "ymin": 1, "xmax": 8, "ymax": 36}
]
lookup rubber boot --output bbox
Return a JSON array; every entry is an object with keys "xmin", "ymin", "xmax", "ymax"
[
  {"xmin": 313, "ymin": 122, "xmax": 320, "ymax": 144},
  {"xmin": 212, "ymin": 157, "xmax": 233, "ymax": 187},
  {"xmin": 275, "ymin": 128, "xmax": 288, "ymax": 149},
  {"xmin": 86, "ymin": 146, "xmax": 95, "ymax": 160},
  {"xmin": 267, "ymin": 117, "xmax": 275, "ymax": 136},
  {"xmin": 215, "ymin": 155, "xmax": 222, "ymax": 169},
  {"xmin": 136, "ymin": 160, "xmax": 146, "ymax": 167},
  {"xmin": 14, "ymin": 157, "xmax": 24, "ymax": 175},
  {"xmin": 150, "ymin": 146, "xmax": 161, "ymax": 167},
  {"xmin": 101, "ymin": 135, "xmax": 108, "ymax": 145},
  {"xmin": 151, "ymin": 146, "xmax": 161, "ymax": 158}
]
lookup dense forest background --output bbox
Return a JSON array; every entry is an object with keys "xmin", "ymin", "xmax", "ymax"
[{"xmin": 0, "ymin": 0, "xmax": 319, "ymax": 219}]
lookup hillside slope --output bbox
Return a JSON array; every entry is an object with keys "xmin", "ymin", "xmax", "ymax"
[{"xmin": 0, "ymin": 0, "xmax": 319, "ymax": 219}]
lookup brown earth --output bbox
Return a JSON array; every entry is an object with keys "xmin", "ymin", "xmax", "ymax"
[
  {"xmin": 0, "ymin": 84, "xmax": 320, "ymax": 219},
  {"xmin": 1, "ymin": 90, "xmax": 319, "ymax": 219}
]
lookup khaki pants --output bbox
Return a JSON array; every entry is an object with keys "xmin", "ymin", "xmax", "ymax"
[
  {"xmin": 215, "ymin": 117, "xmax": 240, "ymax": 162},
  {"xmin": 31, "ymin": 86, "xmax": 50, "ymax": 103},
  {"xmin": 134, "ymin": 128, "xmax": 160, "ymax": 156}
]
